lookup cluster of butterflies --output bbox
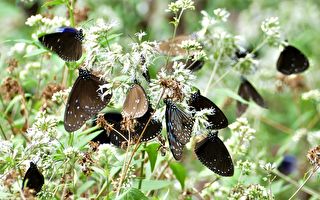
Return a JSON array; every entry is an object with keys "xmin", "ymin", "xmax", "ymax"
[{"xmin": 37, "ymin": 27, "xmax": 310, "ymax": 179}]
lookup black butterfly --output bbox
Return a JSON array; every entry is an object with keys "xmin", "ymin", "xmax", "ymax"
[
  {"xmin": 38, "ymin": 27, "xmax": 83, "ymax": 62},
  {"xmin": 92, "ymin": 106, "xmax": 162, "ymax": 146},
  {"xmin": 92, "ymin": 112, "xmax": 128, "ymax": 147},
  {"xmin": 195, "ymin": 131, "xmax": 234, "ymax": 176},
  {"xmin": 185, "ymin": 58, "xmax": 205, "ymax": 72},
  {"xmin": 277, "ymin": 155, "xmax": 297, "ymax": 175},
  {"xmin": 22, "ymin": 162, "xmax": 44, "ymax": 194},
  {"xmin": 236, "ymin": 77, "xmax": 267, "ymax": 117},
  {"xmin": 188, "ymin": 89, "xmax": 228, "ymax": 130},
  {"xmin": 122, "ymin": 83, "xmax": 148, "ymax": 119},
  {"xmin": 64, "ymin": 69, "xmax": 112, "ymax": 132},
  {"xmin": 134, "ymin": 106, "xmax": 163, "ymax": 142},
  {"xmin": 277, "ymin": 45, "xmax": 309, "ymax": 75},
  {"xmin": 165, "ymin": 99, "xmax": 194, "ymax": 160}
]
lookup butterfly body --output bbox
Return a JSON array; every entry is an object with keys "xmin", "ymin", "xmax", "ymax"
[
  {"xmin": 195, "ymin": 131, "xmax": 234, "ymax": 176},
  {"xmin": 22, "ymin": 162, "xmax": 44, "ymax": 194},
  {"xmin": 277, "ymin": 45, "xmax": 309, "ymax": 75},
  {"xmin": 189, "ymin": 90, "xmax": 228, "ymax": 130},
  {"xmin": 38, "ymin": 27, "xmax": 83, "ymax": 61},
  {"xmin": 64, "ymin": 69, "xmax": 112, "ymax": 132}
]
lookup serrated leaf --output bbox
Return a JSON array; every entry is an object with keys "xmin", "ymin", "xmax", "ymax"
[
  {"xmin": 115, "ymin": 187, "xmax": 149, "ymax": 200},
  {"xmin": 169, "ymin": 162, "xmax": 186, "ymax": 189},
  {"xmin": 145, "ymin": 143, "xmax": 160, "ymax": 172},
  {"xmin": 42, "ymin": 0, "xmax": 65, "ymax": 7}
]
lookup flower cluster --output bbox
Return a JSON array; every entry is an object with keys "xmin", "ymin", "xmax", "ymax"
[
  {"xmin": 149, "ymin": 61, "xmax": 195, "ymax": 104},
  {"xmin": 227, "ymin": 117, "xmax": 256, "ymax": 156},
  {"xmin": 166, "ymin": 0, "xmax": 195, "ymax": 14},
  {"xmin": 237, "ymin": 160, "xmax": 256, "ymax": 176},
  {"xmin": 25, "ymin": 14, "xmax": 70, "ymax": 39},
  {"xmin": 229, "ymin": 184, "xmax": 272, "ymax": 200},
  {"xmin": 307, "ymin": 145, "xmax": 320, "ymax": 168},
  {"xmin": 302, "ymin": 89, "xmax": 320, "ymax": 102},
  {"xmin": 261, "ymin": 17, "xmax": 281, "ymax": 47}
]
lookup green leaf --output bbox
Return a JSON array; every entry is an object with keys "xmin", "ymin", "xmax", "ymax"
[
  {"xmin": 42, "ymin": 0, "xmax": 65, "ymax": 7},
  {"xmin": 137, "ymin": 179, "xmax": 172, "ymax": 192},
  {"xmin": 108, "ymin": 33, "xmax": 123, "ymax": 41},
  {"xmin": 169, "ymin": 162, "xmax": 186, "ymax": 189},
  {"xmin": 145, "ymin": 143, "xmax": 160, "ymax": 172},
  {"xmin": 75, "ymin": 130, "xmax": 103, "ymax": 148},
  {"xmin": 24, "ymin": 49, "xmax": 47, "ymax": 58},
  {"xmin": 115, "ymin": 187, "xmax": 149, "ymax": 200},
  {"xmin": 77, "ymin": 180, "xmax": 95, "ymax": 196}
]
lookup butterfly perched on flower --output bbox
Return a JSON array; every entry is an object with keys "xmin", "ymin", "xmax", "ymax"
[
  {"xmin": 188, "ymin": 89, "xmax": 228, "ymax": 130},
  {"xmin": 122, "ymin": 83, "xmax": 149, "ymax": 119},
  {"xmin": 64, "ymin": 69, "xmax": 112, "ymax": 132},
  {"xmin": 22, "ymin": 162, "xmax": 44, "ymax": 194},
  {"xmin": 164, "ymin": 99, "xmax": 194, "ymax": 160},
  {"xmin": 39, "ymin": 27, "xmax": 83, "ymax": 62},
  {"xmin": 92, "ymin": 106, "xmax": 162, "ymax": 147},
  {"xmin": 195, "ymin": 131, "xmax": 234, "ymax": 176},
  {"xmin": 276, "ymin": 45, "xmax": 309, "ymax": 75}
]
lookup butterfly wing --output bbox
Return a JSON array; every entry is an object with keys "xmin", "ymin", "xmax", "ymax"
[
  {"xmin": 276, "ymin": 45, "xmax": 309, "ymax": 75},
  {"xmin": 92, "ymin": 112, "xmax": 129, "ymax": 147},
  {"xmin": 135, "ymin": 107, "xmax": 162, "ymax": 142},
  {"xmin": 167, "ymin": 130, "xmax": 185, "ymax": 160},
  {"xmin": 186, "ymin": 59, "xmax": 205, "ymax": 71},
  {"xmin": 236, "ymin": 80, "xmax": 251, "ymax": 117},
  {"xmin": 122, "ymin": 84, "xmax": 148, "ymax": 118},
  {"xmin": 189, "ymin": 90, "xmax": 228, "ymax": 129},
  {"xmin": 38, "ymin": 28, "xmax": 82, "ymax": 61},
  {"xmin": 195, "ymin": 132, "xmax": 234, "ymax": 176},
  {"xmin": 64, "ymin": 70, "xmax": 111, "ymax": 132},
  {"xmin": 244, "ymin": 79, "xmax": 267, "ymax": 108},
  {"xmin": 22, "ymin": 162, "xmax": 44, "ymax": 193},
  {"xmin": 165, "ymin": 101, "xmax": 194, "ymax": 145}
]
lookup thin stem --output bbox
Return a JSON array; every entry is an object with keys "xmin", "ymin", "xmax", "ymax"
[
  {"xmin": 116, "ymin": 89, "xmax": 165, "ymax": 194},
  {"xmin": 272, "ymin": 169, "xmax": 320, "ymax": 199},
  {"xmin": 288, "ymin": 166, "xmax": 319, "ymax": 200},
  {"xmin": 67, "ymin": 0, "xmax": 75, "ymax": 27},
  {"xmin": 204, "ymin": 46, "xmax": 223, "ymax": 96},
  {"xmin": 138, "ymin": 143, "xmax": 147, "ymax": 189},
  {"xmin": 0, "ymin": 124, "xmax": 7, "ymax": 140}
]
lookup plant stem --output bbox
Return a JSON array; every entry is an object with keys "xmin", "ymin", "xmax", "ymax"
[
  {"xmin": 116, "ymin": 89, "xmax": 165, "ymax": 194},
  {"xmin": 138, "ymin": 143, "xmax": 147, "ymax": 189},
  {"xmin": 0, "ymin": 124, "xmax": 7, "ymax": 140},
  {"xmin": 204, "ymin": 44, "xmax": 222, "ymax": 96},
  {"xmin": 272, "ymin": 168, "xmax": 320, "ymax": 199},
  {"xmin": 288, "ymin": 166, "xmax": 319, "ymax": 200},
  {"xmin": 68, "ymin": 0, "xmax": 75, "ymax": 27}
]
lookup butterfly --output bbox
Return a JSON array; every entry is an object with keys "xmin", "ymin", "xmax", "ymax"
[
  {"xmin": 158, "ymin": 35, "xmax": 194, "ymax": 56},
  {"xmin": 38, "ymin": 27, "xmax": 83, "ymax": 62},
  {"xmin": 64, "ymin": 68, "xmax": 112, "ymax": 132},
  {"xmin": 277, "ymin": 155, "xmax": 297, "ymax": 175},
  {"xmin": 188, "ymin": 89, "xmax": 228, "ymax": 130},
  {"xmin": 276, "ymin": 45, "xmax": 309, "ymax": 75},
  {"xmin": 236, "ymin": 77, "xmax": 267, "ymax": 117},
  {"xmin": 165, "ymin": 99, "xmax": 194, "ymax": 160},
  {"xmin": 92, "ymin": 106, "xmax": 162, "ymax": 147},
  {"xmin": 195, "ymin": 131, "xmax": 234, "ymax": 176},
  {"xmin": 122, "ymin": 83, "xmax": 148, "ymax": 119},
  {"xmin": 22, "ymin": 162, "xmax": 45, "ymax": 194}
]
